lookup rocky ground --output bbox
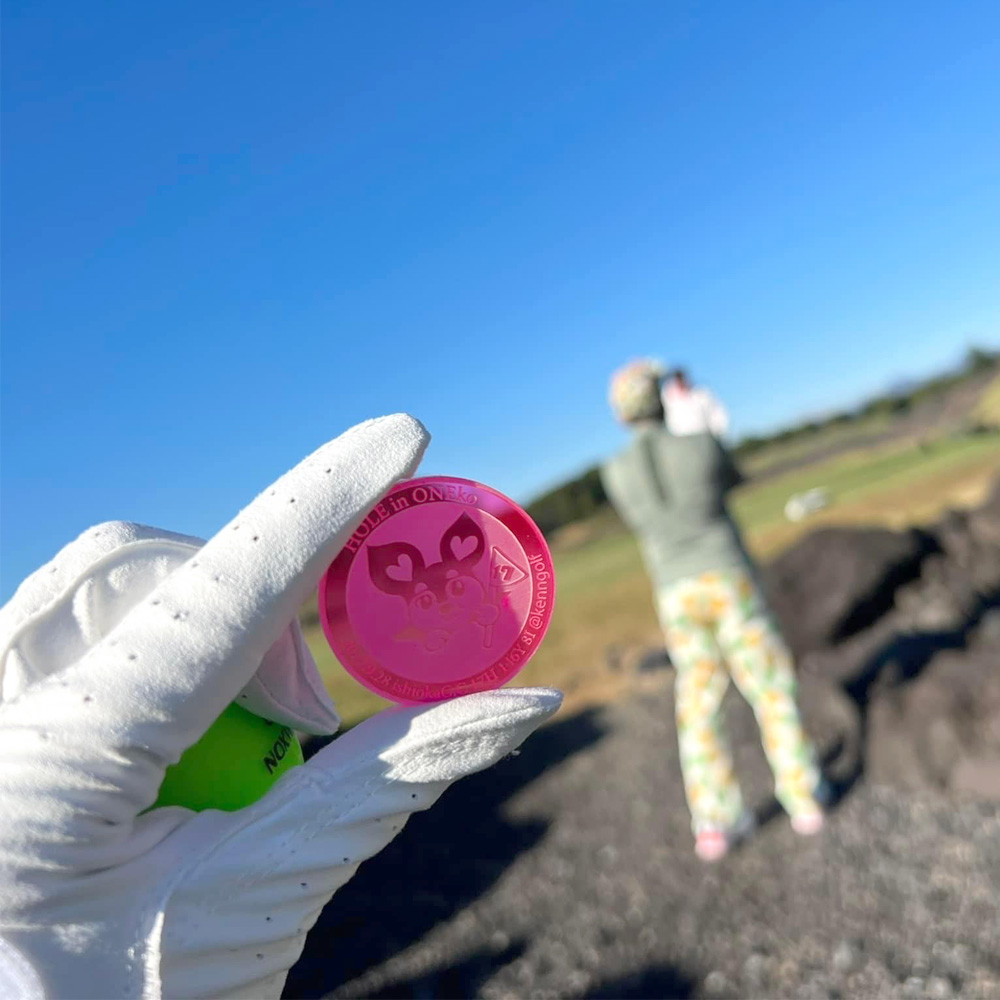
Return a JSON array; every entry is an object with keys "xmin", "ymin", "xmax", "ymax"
[
  {"xmin": 284, "ymin": 479, "xmax": 1000, "ymax": 1000},
  {"xmin": 768, "ymin": 475, "xmax": 1000, "ymax": 799}
]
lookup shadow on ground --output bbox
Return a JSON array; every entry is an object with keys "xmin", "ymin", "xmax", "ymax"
[
  {"xmin": 284, "ymin": 707, "xmax": 609, "ymax": 999},
  {"xmin": 354, "ymin": 942, "xmax": 528, "ymax": 1000},
  {"xmin": 583, "ymin": 965, "xmax": 694, "ymax": 999}
]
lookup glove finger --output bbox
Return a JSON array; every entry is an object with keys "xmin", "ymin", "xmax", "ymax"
[
  {"xmin": 238, "ymin": 619, "xmax": 340, "ymax": 736},
  {"xmin": 155, "ymin": 688, "xmax": 562, "ymax": 999},
  {"xmin": 1, "ymin": 415, "xmax": 428, "ymax": 825},
  {"xmin": 0, "ymin": 524, "xmax": 203, "ymax": 701},
  {"xmin": 0, "ymin": 523, "xmax": 339, "ymax": 734}
]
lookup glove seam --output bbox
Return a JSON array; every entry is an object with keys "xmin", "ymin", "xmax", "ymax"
[{"xmin": 0, "ymin": 538, "xmax": 202, "ymax": 696}]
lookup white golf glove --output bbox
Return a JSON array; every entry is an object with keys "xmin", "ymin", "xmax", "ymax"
[{"xmin": 0, "ymin": 414, "xmax": 562, "ymax": 999}]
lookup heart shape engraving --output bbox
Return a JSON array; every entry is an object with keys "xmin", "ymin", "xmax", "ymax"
[
  {"xmin": 384, "ymin": 554, "xmax": 414, "ymax": 582},
  {"xmin": 450, "ymin": 535, "xmax": 478, "ymax": 561}
]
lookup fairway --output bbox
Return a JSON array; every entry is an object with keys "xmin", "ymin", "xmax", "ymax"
[
  {"xmin": 738, "ymin": 410, "xmax": 894, "ymax": 475},
  {"xmin": 732, "ymin": 431, "xmax": 1000, "ymax": 556},
  {"xmin": 303, "ymin": 429, "xmax": 1000, "ymax": 728}
]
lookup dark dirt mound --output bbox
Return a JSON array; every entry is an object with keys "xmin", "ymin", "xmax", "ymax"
[
  {"xmin": 763, "ymin": 526, "xmax": 938, "ymax": 655},
  {"xmin": 782, "ymin": 477, "xmax": 1000, "ymax": 798}
]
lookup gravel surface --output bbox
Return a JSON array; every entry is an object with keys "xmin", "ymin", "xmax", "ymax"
[{"xmin": 285, "ymin": 680, "xmax": 1000, "ymax": 999}]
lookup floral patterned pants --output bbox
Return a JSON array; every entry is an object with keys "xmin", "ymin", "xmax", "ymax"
[{"xmin": 657, "ymin": 568, "xmax": 821, "ymax": 833}]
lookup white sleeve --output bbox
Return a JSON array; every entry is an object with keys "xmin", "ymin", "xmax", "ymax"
[{"xmin": 704, "ymin": 391, "xmax": 729, "ymax": 437}]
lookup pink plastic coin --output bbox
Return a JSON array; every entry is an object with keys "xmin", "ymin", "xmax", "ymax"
[{"xmin": 319, "ymin": 476, "xmax": 556, "ymax": 704}]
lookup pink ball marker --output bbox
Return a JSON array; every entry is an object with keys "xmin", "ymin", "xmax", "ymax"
[{"xmin": 319, "ymin": 477, "xmax": 556, "ymax": 704}]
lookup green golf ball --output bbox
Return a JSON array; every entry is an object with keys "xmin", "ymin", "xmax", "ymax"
[{"xmin": 153, "ymin": 701, "xmax": 303, "ymax": 812}]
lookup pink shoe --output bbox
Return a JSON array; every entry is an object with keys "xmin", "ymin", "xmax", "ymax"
[
  {"xmin": 695, "ymin": 828, "xmax": 730, "ymax": 862},
  {"xmin": 791, "ymin": 811, "xmax": 824, "ymax": 836}
]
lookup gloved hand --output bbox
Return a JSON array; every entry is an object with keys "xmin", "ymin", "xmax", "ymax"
[{"xmin": 0, "ymin": 415, "xmax": 562, "ymax": 999}]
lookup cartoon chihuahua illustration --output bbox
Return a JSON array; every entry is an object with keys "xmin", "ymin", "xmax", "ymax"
[{"xmin": 368, "ymin": 513, "xmax": 500, "ymax": 651}]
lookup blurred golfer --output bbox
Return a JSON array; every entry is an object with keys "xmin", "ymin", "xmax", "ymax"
[{"xmin": 601, "ymin": 360, "xmax": 826, "ymax": 861}]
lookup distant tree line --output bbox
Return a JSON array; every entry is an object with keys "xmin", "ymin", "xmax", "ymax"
[
  {"xmin": 526, "ymin": 467, "xmax": 608, "ymax": 537},
  {"xmin": 525, "ymin": 346, "xmax": 999, "ymax": 536}
]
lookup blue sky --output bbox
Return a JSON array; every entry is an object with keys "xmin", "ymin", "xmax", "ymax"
[{"xmin": 3, "ymin": 0, "xmax": 999, "ymax": 599}]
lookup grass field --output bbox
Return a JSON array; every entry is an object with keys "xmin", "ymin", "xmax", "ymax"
[
  {"xmin": 732, "ymin": 430, "xmax": 1000, "ymax": 556},
  {"xmin": 738, "ymin": 368, "xmax": 1000, "ymax": 476},
  {"xmin": 304, "ymin": 427, "xmax": 1000, "ymax": 729},
  {"xmin": 738, "ymin": 411, "xmax": 893, "ymax": 475}
]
